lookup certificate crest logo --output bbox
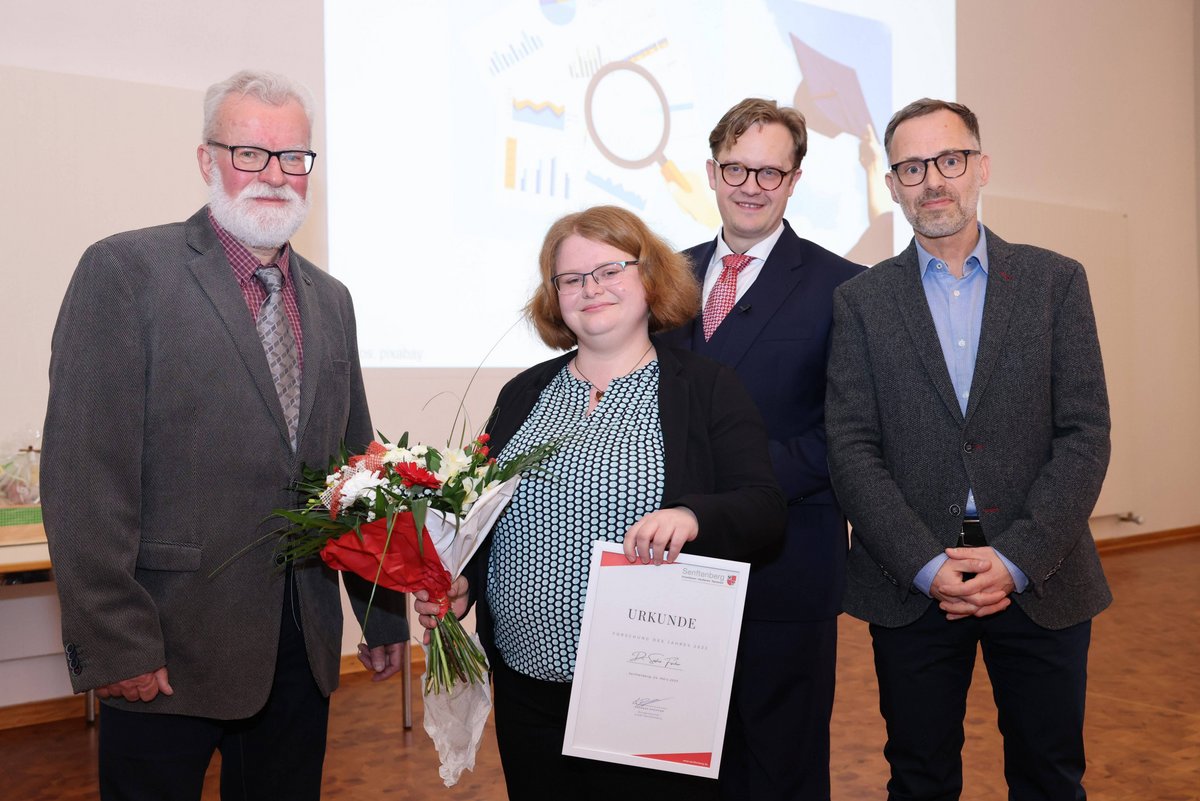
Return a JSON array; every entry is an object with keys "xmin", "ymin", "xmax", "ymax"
[{"xmin": 727, "ymin": 575, "xmax": 737, "ymax": 587}]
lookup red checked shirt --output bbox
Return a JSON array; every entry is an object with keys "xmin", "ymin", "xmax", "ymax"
[{"xmin": 208, "ymin": 209, "xmax": 304, "ymax": 372}]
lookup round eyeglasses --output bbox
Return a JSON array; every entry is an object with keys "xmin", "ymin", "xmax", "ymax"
[
  {"xmin": 552, "ymin": 260, "xmax": 639, "ymax": 294},
  {"xmin": 207, "ymin": 141, "xmax": 317, "ymax": 176},
  {"xmin": 712, "ymin": 160, "xmax": 795, "ymax": 191},
  {"xmin": 890, "ymin": 150, "xmax": 979, "ymax": 187}
]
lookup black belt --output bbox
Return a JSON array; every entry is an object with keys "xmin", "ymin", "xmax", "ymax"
[
  {"xmin": 958, "ymin": 517, "xmax": 987, "ymax": 548},
  {"xmin": 958, "ymin": 518, "xmax": 986, "ymax": 581}
]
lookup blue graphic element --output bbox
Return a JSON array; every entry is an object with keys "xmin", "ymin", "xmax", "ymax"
[
  {"xmin": 540, "ymin": 0, "xmax": 576, "ymax": 26},
  {"xmin": 519, "ymin": 158, "xmax": 569, "ymax": 198},
  {"xmin": 585, "ymin": 171, "xmax": 646, "ymax": 209}
]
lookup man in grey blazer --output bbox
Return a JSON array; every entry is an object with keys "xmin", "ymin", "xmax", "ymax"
[
  {"xmin": 826, "ymin": 99, "xmax": 1111, "ymax": 801},
  {"xmin": 42, "ymin": 70, "xmax": 407, "ymax": 801}
]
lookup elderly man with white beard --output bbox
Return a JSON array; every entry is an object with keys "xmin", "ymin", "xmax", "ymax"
[{"xmin": 41, "ymin": 70, "xmax": 408, "ymax": 801}]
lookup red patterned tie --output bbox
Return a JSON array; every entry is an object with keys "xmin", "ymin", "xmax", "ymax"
[{"xmin": 702, "ymin": 254, "xmax": 753, "ymax": 341}]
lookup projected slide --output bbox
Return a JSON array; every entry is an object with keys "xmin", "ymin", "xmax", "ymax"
[{"xmin": 325, "ymin": 0, "xmax": 954, "ymax": 368}]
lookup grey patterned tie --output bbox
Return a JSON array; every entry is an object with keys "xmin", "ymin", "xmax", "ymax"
[{"xmin": 254, "ymin": 266, "xmax": 300, "ymax": 450}]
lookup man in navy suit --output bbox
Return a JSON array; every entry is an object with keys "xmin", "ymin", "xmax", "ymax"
[{"xmin": 660, "ymin": 97, "xmax": 863, "ymax": 801}]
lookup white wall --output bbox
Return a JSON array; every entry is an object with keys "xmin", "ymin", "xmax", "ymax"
[{"xmin": 2, "ymin": 0, "xmax": 1197, "ymax": 707}]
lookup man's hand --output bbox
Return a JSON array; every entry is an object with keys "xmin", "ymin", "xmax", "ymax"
[
  {"xmin": 930, "ymin": 547, "xmax": 1016, "ymax": 620},
  {"xmin": 413, "ymin": 576, "xmax": 469, "ymax": 645},
  {"xmin": 623, "ymin": 508, "xmax": 699, "ymax": 565},
  {"xmin": 356, "ymin": 642, "xmax": 405, "ymax": 682},
  {"xmin": 96, "ymin": 667, "xmax": 173, "ymax": 702}
]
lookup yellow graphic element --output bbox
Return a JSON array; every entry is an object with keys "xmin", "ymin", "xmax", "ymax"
[
  {"xmin": 512, "ymin": 99, "xmax": 565, "ymax": 116},
  {"xmin": 504, "ymin": 138, "xmax": 517, "ymax": 189},
  {"xmin": 669, "ymin": 169, "xmax": 720, "ymax": 228},
  {"xmin": 628, "ymin": 38, "xmax": 668, "ymax": 63},
  {"xmin": 660, "ymin": 160, "xmax": 691, "ymax": 192}
]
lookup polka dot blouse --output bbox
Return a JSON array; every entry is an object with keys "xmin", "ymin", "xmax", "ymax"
[{"xmin": 487, "ymin": 359, "xmax": 665, "ymax": 682}]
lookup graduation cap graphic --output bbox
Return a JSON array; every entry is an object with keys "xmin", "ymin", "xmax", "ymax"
[{"xmin": 790, "ymin": 32, "xmax": 873, "ymax": 140}]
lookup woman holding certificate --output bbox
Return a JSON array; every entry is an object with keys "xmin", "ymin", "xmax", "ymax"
[{"xmin": 419, "ymin": 205, "xmax": 785, "ymax": 799}]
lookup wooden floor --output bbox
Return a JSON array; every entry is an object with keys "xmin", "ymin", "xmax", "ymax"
[{"xmin": 3, "ymin": 538, "xmax": 1197, "ymax": 800}]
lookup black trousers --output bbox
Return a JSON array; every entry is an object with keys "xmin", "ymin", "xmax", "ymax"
[
  {"xmin": 719, "ymin": 617, "xmax": 837, "ymax": 801},
  {"xmin": 870, "ymin": 602, "xmax": 1091, "ymax": 801},
  {"xmin": 492, "ymin": 658, "xmax": 719, "ymax": 801},
  {"xmin": 98, "ymin": 573, "xmax": 330, "ymax": 801}
]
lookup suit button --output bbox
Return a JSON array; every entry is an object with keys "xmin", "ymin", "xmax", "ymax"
[
  {"xmin": 949, "ymin": 504, "xmax": 962, "ymax": 516},
  {"xmin": 66, "ymin": 643, "xmax": 77, "ymax": 656},
  {"xmin": 963, "ymin": 442, "xmax": 974, "ymax": 453},
  {"xmin": 72, "ymin": 665, "xmax": 83, "ymax": 676}
]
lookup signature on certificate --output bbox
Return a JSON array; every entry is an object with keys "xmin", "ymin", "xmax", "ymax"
[
  {"xmin": 627, "ymin": 650, "xmax": 683, "ymax": 669},
  {"xmin": 633, "ymin": 697, "xmax": 670, "ymax": 709}
]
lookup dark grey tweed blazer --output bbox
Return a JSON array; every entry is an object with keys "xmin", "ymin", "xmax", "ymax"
[
  {"xmin": 42, "ymin": 207, "xmax": 407, "ymax": 718},
  {"xmin": 826, "ymin": 227, "xmax": 1112, "ymax": 630}
]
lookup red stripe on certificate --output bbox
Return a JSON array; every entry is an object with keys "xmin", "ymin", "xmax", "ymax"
[
  {"xmin": 634, "ymin": 752, "xmax": 713, "ymax": 767},
  {"xmin": 599, "ymin": 551, "xmax": 639, "ymax": 567}
]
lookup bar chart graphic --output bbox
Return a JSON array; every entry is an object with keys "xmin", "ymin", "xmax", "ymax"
[
  {"xmin": 488, "ymin": 30, "xmax": 544, "ymax": 75},
  {"xmin": 504, "ymin": 138, "xmax": 571, "ymax": 198}
]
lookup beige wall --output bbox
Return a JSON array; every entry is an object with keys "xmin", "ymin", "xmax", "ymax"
[
  {"xmin": 1, "ymin": 0, "xmax": 1197, "ymax": 705},
  {"xmin": 959, "ymin": 1, "xmax": 1200, "ymax": 538}
]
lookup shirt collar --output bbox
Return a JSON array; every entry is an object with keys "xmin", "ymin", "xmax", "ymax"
[
  {"xmin": 207, "ymin": 207, "xmax": 292, "ymax": 286},
  {"xmin": 916, "ymin": 223, "xmax": 989, "ymax": 278}
]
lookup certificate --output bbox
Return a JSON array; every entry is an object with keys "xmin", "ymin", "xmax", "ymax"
[{"xmin": 562, "ymin": 541, "xmax": 750, "ymax": 778}]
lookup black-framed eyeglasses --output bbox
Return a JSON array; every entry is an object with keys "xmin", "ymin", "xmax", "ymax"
[
  {"xmin": 712, "ymin": 160, "xmax": 795, "ymax": 191},
  {"xmin": 889, "ymin": 149, "xmax": 979, "ymax": 186},
  {"xmin": 552, "ymin": 260, "xmax": 639, "ymax": 294},
  {"xmin": 207, "ymin": 141, "xmax": 317, "ymax": 176}
]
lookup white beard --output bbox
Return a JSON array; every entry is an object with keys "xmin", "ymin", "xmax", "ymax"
[{"xmin": 207, "ymin": 167, "xmax": 310, "ymax": 249}]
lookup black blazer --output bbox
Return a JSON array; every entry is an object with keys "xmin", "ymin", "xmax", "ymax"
[{"xmin": 467, "ymin": 340, "xmax": 786, "ymax": 667}]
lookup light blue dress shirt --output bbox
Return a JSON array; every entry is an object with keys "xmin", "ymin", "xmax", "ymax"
[{"xmin": 911, "ymin": 226, "xmax": 1029, "ymax": 595}]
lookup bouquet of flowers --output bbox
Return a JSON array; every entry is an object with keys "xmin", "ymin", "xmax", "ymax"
[
  {"xmin": 275, "ymin": 432, "xmax": 552, "ymax": 691},
  {"xmin": 269, "ymin": 431, "xmax": 556, "ymax": 785}
]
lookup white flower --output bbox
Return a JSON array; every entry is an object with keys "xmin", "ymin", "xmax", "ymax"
[
  {"xmin": 338, "ymin": 468, "xmax": 387, "ymax": 508},
  {"xmin": 435, "ymin": 448, "xmax": 471, "ymax": 483},
  {"xmin": 410, "ymin": 444, "xmax": 429, "ymax": 457},
  {"xmin": 460, "ymin": 477, "xmax": 480, "ymax": 507},
  {"xmin": 382, "ymin": 446, "xmax": 420, "ymax": 465}
]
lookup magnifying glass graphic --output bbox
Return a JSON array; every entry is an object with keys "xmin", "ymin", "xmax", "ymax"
[{"xmin": 584, "ymin": 60, "xmax": 691, "ymax": 192}]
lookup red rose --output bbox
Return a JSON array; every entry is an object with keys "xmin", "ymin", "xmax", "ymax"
[
  {"xmin": 320, "ymin": 513, "xmax": 451, "ymax": 598},
  {"xmin": 478, "ymin": 446, "xmax": 489, "ymax": 458},
  {"xmin": 394, "ymin": 462, "xmax": 441, "ymax": 489},
  {"xmin": 476, "ymin": 433, "xmax": 490, "ymax": 444}
]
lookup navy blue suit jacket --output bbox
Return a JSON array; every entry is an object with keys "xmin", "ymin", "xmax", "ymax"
[{"xmin": 659, "ymin": 221, "xmax": 864, "ymax": 621}]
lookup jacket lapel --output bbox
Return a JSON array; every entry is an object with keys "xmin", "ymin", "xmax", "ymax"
[
  {"xmin": 291, "ymin": 257, "xmax": 323, "ymax": 450},
  {"xmin": 653, "ymin": 342, "xmax": 688, "ymax": 503},
  {"xmin": 891, "ymin": 240, "xmax": 965, "ymax": 422},
  {"xmin": 182, "ymin": 209, "xmax": 292, "ymax": 448},
  {"xmin": 964, "ymin": 228, "xmax": 1019, "ymax": 422}
]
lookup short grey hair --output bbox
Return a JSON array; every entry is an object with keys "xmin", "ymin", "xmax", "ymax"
[{"xmin": 202, "ymin": 69, "xmax": 315, "ymax": 143}]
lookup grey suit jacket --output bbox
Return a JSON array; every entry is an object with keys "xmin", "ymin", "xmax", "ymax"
[
  {"xmin": 826, "ymin": 227, "xmax": 1112, "ymax": 630},
  {"xmin": 42, "ymin": 207, "xmax": 407, "ymax": 718}
]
